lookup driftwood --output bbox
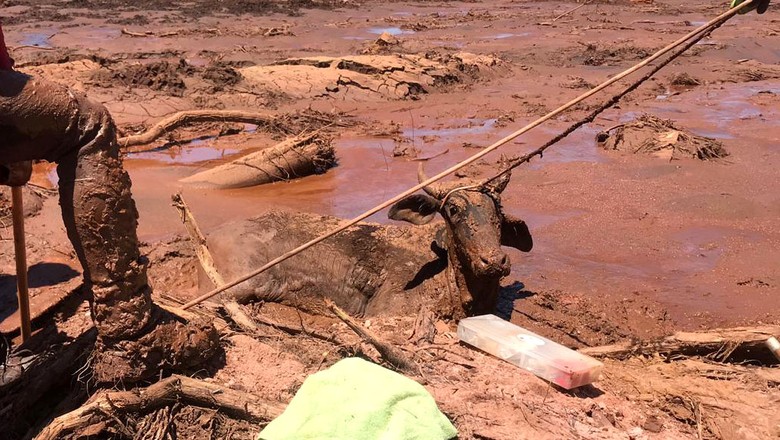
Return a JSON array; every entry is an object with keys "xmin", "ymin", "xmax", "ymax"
[
  {"xmin": 170, "ymin": 193, "xmax": 259, "ymax": 334},
  {"xmin": 580, "ymin": 326, "xmax": 780, "ymax": 362},
  {"xmin": 179, "ymin": 132, "xmax": 336, "ymax": 189},
  {"xmin": 325, "ymin": 299, "xmax": 415, "ymax": 372},
  {"xmin": 34, "ymin": 374, "xmax": 286, "ymax": 440},
  {"xmin": 118, "ymin": 110, "xmax": 280, "ymax": 148}
]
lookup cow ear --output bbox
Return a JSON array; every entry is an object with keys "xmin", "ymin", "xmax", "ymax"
[
  {"xmin": 389, "ymin": 194, "xmax": 440, "ymax": 225},
  {"xmin": 501, "ymin": 213, "xmax": 533, "ymax": 252}
]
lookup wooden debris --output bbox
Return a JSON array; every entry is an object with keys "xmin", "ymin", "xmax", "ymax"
[
  {"xmin": 580, "ymin": 325, "xmax": 780, "ymax": 362},
  {"xmin": 34, "ymin": 375, "xmax": 286, "ymax": 440},
  {"xmin": 118, "ymin": 110, "xmax": 279, "ymax": 148},
  {"xmin": 170, "ymin": 193, "xmax": 259, "ymax": 334},
  {"xmin": 179, "ymin": 132, "xmax": 336, "ymax": 189},
  {"xmin": 326, "ymin": 299, "xmax": 415, "ymax": 372}
]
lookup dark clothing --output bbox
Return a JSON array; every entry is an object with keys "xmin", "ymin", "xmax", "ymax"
[{"xmin": 0, "ymin": 24, "xmax": 12, "ymax": 70}]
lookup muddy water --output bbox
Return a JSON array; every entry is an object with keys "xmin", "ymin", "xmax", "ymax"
[{"xmin": 126, "ymin": 115, "xmax": 609, "ymax": 241}]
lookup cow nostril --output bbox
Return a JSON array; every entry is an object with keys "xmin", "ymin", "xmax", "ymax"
[{"xmin": 500, "ymin": 254, "xmax": 509, "ymax": 267}]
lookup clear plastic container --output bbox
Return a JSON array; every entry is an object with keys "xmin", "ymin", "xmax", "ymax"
[{"xmin": 458, "ymin": 314, "xmax": 603, "ymax": 389}]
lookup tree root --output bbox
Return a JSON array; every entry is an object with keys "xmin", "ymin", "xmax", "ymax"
[
  {"xmin": 118, "ymin": 110, "xmax": 280, "ymax": 148},
  {"xmin": 33, "ymin": 375, "xmax": 286, "ymax": 440}
]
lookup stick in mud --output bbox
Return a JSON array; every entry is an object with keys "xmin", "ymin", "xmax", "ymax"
[
  {"xmin": 118, "ymin": 110, "xmax": 280, "ymax": 148},
  {"xmin": 326, "ymin": 298, "xmax": 415, "ymax": 372},
  {"xmin": 580, "ymin": 325, "xmax": 780, "ymax": 362},
  {"xmin": 171, "ymin": 193, "xmax": 260, "ymax": 334}
]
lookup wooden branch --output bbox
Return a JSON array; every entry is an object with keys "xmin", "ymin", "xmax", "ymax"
[
  {"xmin": 579, "ymin": 326, "xmax": 780, "ymax": 361},
  {"xmin": 170, "ymin": 193, "xmax": 259, "ymax": 334},
  {"xmin": 34, "ymin": 375, "xmax": 286, "ymax": 440},
  {"xmin": 325, "ymin": 299, "xmax": 415, "ymax": 372},
  {"xmin": 179, "ymin": 133, "xmax": 336, "ymax": 189},
  {"xmin": 118, "ymin": 110, "xmax": 279, "ymax": 148}
]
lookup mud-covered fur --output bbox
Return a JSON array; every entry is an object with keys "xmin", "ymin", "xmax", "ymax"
[{"xmin": 206, "ymin": 168, "xmax": 531, "ymax": 317}]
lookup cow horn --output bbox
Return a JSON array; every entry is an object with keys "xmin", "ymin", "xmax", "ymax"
[
  {"xmin": 485, "ymin": 169, "xmax": 511, "ymax": 194},
  {"xmin": 417, "ymin": 163, "xmax": 446, "ymax": 199}
]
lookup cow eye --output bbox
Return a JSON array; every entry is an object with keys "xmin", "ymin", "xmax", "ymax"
[{"xmin": 446, "ymin": 205, "xmax": 460, "ymax": 217}]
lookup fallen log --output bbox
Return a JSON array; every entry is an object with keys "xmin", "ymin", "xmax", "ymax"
[
  {"xmin": 579, "ymin": 326, "xmax": 780, "ymax": 362},
  {"xmin": 118, "ymin": 110, "xmax": 280, "ymax": 148},
  {"xmin": 179, "ymin": 132, "xmax": 336, "ymax": 189},
  {"xmin": 34, "ymin": 374, "xmax": 286, "ymax": 440}
]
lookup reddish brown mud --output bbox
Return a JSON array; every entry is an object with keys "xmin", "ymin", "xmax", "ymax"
[{"xmin": 1, "ymin": 0, "xmax": 779, "ymax": 438}]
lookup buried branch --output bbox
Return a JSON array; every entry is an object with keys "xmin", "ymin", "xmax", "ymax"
[
  {"xmin": 34, "ymin": 375, "xmax": 286, "ymax": 440},
  {"xmin": 171, "ymin": 194, "xmax": 336, "ymax": 343},
  {"xmin": 118, "ymin": 110, "xmax": 280, "ymax": 148},
  {"xmin": 580, "ymin": 325, "xmax": 780, "ymax": 363},
  {"xmin": 171, "ymin": 193, "xmax": 260, "ymax": 335},
  {"xmin": 325, "ymin": 299, "xmax": 415, "ymax": 372}
]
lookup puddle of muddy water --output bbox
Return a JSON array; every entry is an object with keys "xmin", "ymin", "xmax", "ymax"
[
  {"xmin": 18, "ymin": 32, "xmax": 54, "ymax": 48},
  {"xmin": 641, "ymin": 81, "xmax": 780, "ymax": 139},
  {"xmin": 126, "ymin": 138, "xmax": 240, "ymax": 164},
  {"xmin": 126, "ymin": 136, "xmax": 428, "ymax": 240},
  {"xmin": 402, "ymin": 118, "xmax": 497, "ymax": 139},
  {"xmin": 368, "ymin": 27, "xmax": 415, "ymax": 36},
  {"xmin": 485, "ymin": 32, "xmax": 531, "ymax": 40}
]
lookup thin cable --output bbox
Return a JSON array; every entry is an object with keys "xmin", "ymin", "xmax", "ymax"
[{"xmin": 182, "ymin": 1, "xmax": 755, "ymax": 309}]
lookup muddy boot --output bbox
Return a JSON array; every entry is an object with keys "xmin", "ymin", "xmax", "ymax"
[
  {"xmin": 93, "ymin": 305, "xmax": 220, "ymax": 383},
  {"xmin": 1, "ymin": 71, "xmax": 220, "ymax": 383},
  {"xmin": 54, "ymin": 87, "xmax": 220, "ymax": 384}
]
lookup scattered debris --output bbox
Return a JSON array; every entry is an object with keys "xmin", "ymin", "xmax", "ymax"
[
  {"xmin": 580, "ymin": 325, "xmax": 780, "ymax": 363},
  {"xmin": 362, "ymin": 31, "xmax": 402, "ymax": 54},
  {"xmin": 35, "ymin": 375, "xmax": 285, "ymax": 440}
]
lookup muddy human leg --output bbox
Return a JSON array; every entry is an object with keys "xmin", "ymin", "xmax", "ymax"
[{"xmin": 1, "ymin": 71, "xmax": 218, "ymax": 383}]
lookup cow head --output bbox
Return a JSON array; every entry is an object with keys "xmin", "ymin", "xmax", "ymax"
[{"xmin": 388, "ymin": 164, "xmax": 532, "ymax": 316}]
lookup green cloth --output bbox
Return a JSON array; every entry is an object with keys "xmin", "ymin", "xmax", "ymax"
[{"xmin": 258, "ymin": 358, "xmax": 457, "ymax": 440}]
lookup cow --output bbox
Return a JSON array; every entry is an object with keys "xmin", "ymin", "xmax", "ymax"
[{"xmin": 204, "ymin": 165, "xmax": 533, "ymax": 318}]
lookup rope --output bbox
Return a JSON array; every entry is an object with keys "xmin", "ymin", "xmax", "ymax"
[{"xmin": 182, "ymin": 1, "xmax": 756, "ymax": 310}]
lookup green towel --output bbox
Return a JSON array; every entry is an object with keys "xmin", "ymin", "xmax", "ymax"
[{"xmin": 258, "ymin": 357, "xmax": 457, "ymax": 440}]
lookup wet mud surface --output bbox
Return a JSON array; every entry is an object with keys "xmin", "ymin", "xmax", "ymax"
[{"xmin": 1, "ymin": 0, "xmax": 779, "ymax": 438}]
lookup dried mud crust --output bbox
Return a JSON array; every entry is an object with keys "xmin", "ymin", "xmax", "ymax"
[
  {"xmin": 1, "ymin": 0, "xmax": 346, "ymax": 24},
  {"xmin": 603, "ymin": 358, "xmax": 780, "ymax": 440},
  {"xmin": 88, "ymin": 60, "xmax": 244, "ymax": 96},
  {"xmin": 597, "ymin": 114, "xmax": 729, "ymax": 161},
  {"xmin": 240, "ymin": 52, "xmax": 504, "ymax": 100}
]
